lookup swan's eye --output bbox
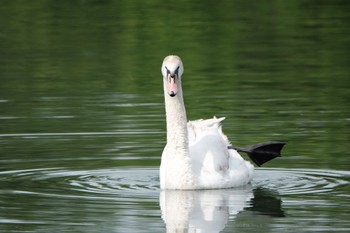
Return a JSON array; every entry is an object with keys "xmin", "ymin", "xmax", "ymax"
[
  {"xmin": 174, "ymin": 66, "xmax": 180, "ymax": 76},
  {"xmin": 165, "ymin": 66, "xmax": 170, "ymax": 76},
  {"xmin": 164, "ymin": 65, "xmax": 180, "ymax": 78}
]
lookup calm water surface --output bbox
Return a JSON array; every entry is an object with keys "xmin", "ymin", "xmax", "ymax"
[{"xmin": 1, "ymin": 1, "xmax": 349, "ymax": 232}]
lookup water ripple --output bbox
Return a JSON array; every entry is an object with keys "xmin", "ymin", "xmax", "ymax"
[
  {"xmin": 0, "ymin": 167, "xmax": 348, "ymax": 198},
  {"xmin": 253, "ymin": 168, "xmax": 349, "ymax": 195}
]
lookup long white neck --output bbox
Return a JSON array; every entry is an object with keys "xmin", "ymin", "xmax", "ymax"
[
  {"xmin": 164, "ymin": 80, "xmax": 189, "ymax": 157},
  {"xmin": 161, "ymin": 68, "xmax": 196, "ymax": 189}
]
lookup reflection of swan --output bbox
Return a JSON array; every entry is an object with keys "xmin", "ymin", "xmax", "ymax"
[
  {"xmin": 160, "ymin": 187, "xmax": 285, "ymax": 232},
  {"xmin": 160, "ymin": 188, "xmax": 253, "ymax": 233},
  {"xmin": 160, "ymin": 55, "xmax": 254, "ymax": 189}
]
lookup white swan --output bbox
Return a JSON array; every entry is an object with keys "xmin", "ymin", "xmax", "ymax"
[{"xmin": 160, "ymin": 55, "xmax": 254, "ymax": 190}]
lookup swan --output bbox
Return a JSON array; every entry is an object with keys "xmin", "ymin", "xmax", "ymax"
[{"xmin": 160, "ymin": 55, "xmax": 254, "ymax": 190}]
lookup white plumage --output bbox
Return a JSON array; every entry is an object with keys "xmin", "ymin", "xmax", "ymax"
[{"xmin": 160, "ymin": 55, "xmax": 253, "ymax": 190}]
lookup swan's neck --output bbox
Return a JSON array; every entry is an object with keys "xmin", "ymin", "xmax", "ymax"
[
  {"xmin": 164, "ymin": 86, "xmax": 189, "ymax": 157},
  {"xmin": 162, "ymin": 79, "xmax": 196, "ymax": 189}
]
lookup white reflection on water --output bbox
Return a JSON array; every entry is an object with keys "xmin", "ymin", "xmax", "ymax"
[{"xmin": 160, "ymin": 188, "xmax": 253, "ymax": 232}]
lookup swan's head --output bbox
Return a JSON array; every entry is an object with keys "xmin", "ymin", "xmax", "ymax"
[{"xmin": 161, "ymin": 55, "xmax": 184, "ymax": 97}]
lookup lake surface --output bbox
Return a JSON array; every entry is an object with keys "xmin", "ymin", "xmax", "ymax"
[{"xmin": 0, "ymin": 1, "xmax": 349, "ymax": 232}]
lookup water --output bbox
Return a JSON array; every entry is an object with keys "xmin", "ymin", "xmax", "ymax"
[
  {"xmin": 0, "ymin": 165, "xmax": 349, "ymax": 232},
  {"xmin": 1, "ymin": 1, "xmax": 350, "ymax": 232}
]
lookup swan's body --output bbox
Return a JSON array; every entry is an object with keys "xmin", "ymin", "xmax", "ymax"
[{"xmin": 160, "ymin": 55, "xmax": 254, "ymax": 190}]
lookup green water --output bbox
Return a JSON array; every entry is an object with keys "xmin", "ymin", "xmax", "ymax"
[{"xmin": 0, "ymin": 1, "xmax": 349, "ymax": 232}]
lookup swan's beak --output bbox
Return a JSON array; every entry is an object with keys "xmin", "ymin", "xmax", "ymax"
[
  {"xmin": 163, "ymin": 64, "xmax": 181, "ymax": 97},
  {"xmin": 167, "ymin": 75, "xmax": 178, "ymax": 97}
]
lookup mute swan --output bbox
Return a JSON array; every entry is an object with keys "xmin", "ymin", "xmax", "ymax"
[{"xmin": 160, "ymin": 55, "xmax": 254, "ymax": 190}]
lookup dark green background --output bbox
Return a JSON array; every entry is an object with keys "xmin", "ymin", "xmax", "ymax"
[{"xmin": 0, "ymin": 1, "xmax": 349, "ymax": 232}]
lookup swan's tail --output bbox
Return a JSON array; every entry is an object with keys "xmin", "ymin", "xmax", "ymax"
[{"xmin": 187, "ymin": 116, "xmax": 227, "ymax": 144}]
